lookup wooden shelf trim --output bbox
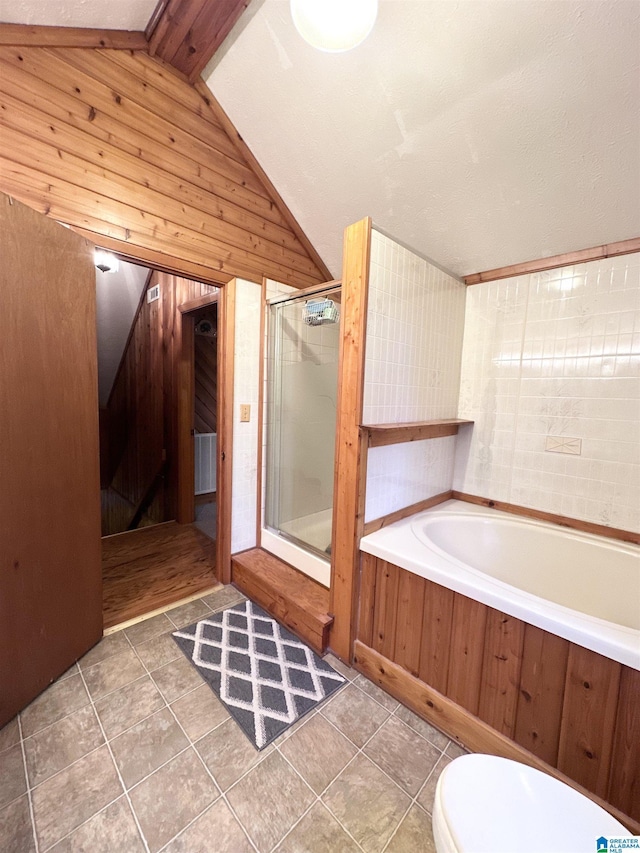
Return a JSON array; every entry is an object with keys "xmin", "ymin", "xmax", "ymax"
[{"xmin": 362, "ymin": 419, "xmax": 473, "ymax": 448}]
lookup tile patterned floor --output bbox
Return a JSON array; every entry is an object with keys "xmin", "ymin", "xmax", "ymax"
[{"xmin": 1, "ymin": 586, "xmax": 467, "ymax": 853}]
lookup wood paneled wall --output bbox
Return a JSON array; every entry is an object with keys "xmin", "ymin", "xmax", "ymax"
[
  {"xmin": 0, "ymin": 46, "xmax": 328, "ymax": 287},
  {"xmin": 102, "ymin": 272, "xmax": 215, "ymax": 534},
  {"xmin": 194, "ymin": 307, "xmax": 218, "ymax": 434},
  {"xmin": 358, "ymin": 554, "xmax": 640, "ymax": 823}
]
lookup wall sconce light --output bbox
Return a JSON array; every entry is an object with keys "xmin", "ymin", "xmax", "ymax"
[
  {"xmin": 94, "ymin": 249, "xmax": 120, "ymax": 274},
  {"xmin": 290, "ymin": 0, "xmax": 378, "ymax": 52}
]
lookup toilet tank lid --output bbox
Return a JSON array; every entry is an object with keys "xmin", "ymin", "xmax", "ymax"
[{"xmin": 435, "ymin": 754, "xmax": 632, "ymax": 853}]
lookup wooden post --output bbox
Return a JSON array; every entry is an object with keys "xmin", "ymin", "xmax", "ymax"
[{"xmin": 328, "ymin": 217, "xmax": 372, "ymax": 661}]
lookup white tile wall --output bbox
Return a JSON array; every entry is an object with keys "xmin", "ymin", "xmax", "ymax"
[
  {"xmin": 363, "ymin": 230, "xmax": 467, "ymax": 522},
  {"xmin": 231, "ymin": 279, "xmax": 262, "ymax": 554},
  {"xmin": 455, "ymin": 254, "xmax": 640, "ymax": 533}
]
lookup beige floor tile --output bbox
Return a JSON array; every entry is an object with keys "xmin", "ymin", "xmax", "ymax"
[
  {"xmin": 163, "ymin": 798, "xmax": 253, "ymax": 853},
  {"xmin": 110, "ymin": 707, "xmax": 189, "ymax": 789},
  {"xmin": 394, "ymin": 704, "xmax": 449, "ymax": 750},
  {"xmin": 276, "ymin": 801, "xmax": 361, "ymax": 853},
  {"xmin": 24, "ymin": 705, "xmax": 104, "ymax": 788},
  {"xmin": 279, "ymin": 713, "xmax": 357, "ymax": 794},
  {"xmin": 417, "ymin": 754, "xmax": 451, "ymax": 814},
  {"xmin": 82, "ymin": 649, "xmax": 146, "ymax": 701},
  {"xmin": 151, "ymin": 656, "xmax": 204, "ymax": 703},
  {"xmin": 201, "ymin": 586, "xmax": 246, "ymax": 612},
  {"xmin": 20, "ymin": 675, "xmax": 90, "ymax": 738},
  {"xmin": 385, "ymin": 803, "xmax": 436, "ymax": 853},
  {"xmin": 353, "ymin": 674, "xmax": 399, "ymax": 712},
  {"xmin": 196, "ymin": 718, "xmax": 270, "ymax": 792},
  {"xmin": 0, "ymin": 744, "xmax": 27, "ymax": 809},
  {"xmin": 49, "ymin": 797, "xmax": 145, "ymax": 853},
  {"xmin": 78, "ymin": 632, "xmax": 130, "ymax": 670},
  {"xmin": 125, "ymin": 613, "xmax": 174, "ymax": 647},
  {"xmin": 0, "ymin": 794, "xmax": 36, "ymax": 853},
  {"xmin": 170, "ymin": 684, "xmax": 229, "ymax": 742},
  {"xmin": 135, "ymin": 632, "xmax": 182, "ymax": 672},
  {"xmin": 166, "ymin": 600, "xmax": 212, "ymax": 629},
  {"xmin": 322, "ymin": 653, "xmax": 357, "ymax": 681},
  {"xmin": 320, "ymin": 683, "xmax": 389, "ymax": 748},
  {"xmin": 56, "ymin": 663, "xmax": 79, "ymax": 683},
  {"xmin": 129, "ymin": 748, "xmax": 219, "ymax": 853},
  {"xmin": 445, "ymin": 740, "xmax": 468, "ymax": 759},
  {"xmin": 364, "ymin": 715, "xmax": 440, "ymax": 796},
  {"xmin": 323, "ymin": 754, "xmax": 410, "ymax": 853},
  {"xmin": 0, "ymin": 717, "xmax": 20, "ymax": 752},
  {"xmin": 31, "ymin": 744, "xmax": 122, "ymax": 850},
  {"xmin": 94, "ymin": 676, "xmax": 165, "ymax": 740},
  {"xmin": 227, "ymin": 751, "xmax": 315, "ymax": 853}
]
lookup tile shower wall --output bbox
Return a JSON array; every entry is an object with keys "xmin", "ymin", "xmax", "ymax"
[
  {"xmin": 231, "ymin": 278, "xmax": 262, "ymax": 554},
  {"xmin": 363, "ymin": 230, "xmax": 466, "ymax": 522},
  {"xmin": 454, "ymin": 254, "xmax": 640, "ymax": 533}
]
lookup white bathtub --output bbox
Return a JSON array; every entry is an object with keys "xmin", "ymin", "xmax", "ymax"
[{"xmin": 360, "ymin": 500, "xmax": 640, "ymax": 670}]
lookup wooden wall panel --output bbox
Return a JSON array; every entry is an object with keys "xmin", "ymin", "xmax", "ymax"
[
  {"xmin": 477, "ymin": 610, "xmax": 525, "ymax": 738},
  {"xmin": 394, "ymin": 572, "xmax": 425, "ymax": 678},
  {"xmin": 418, "ymin": 579, "xmax": 454, "ymax": 693},
  {"xmin": 607, "ymin": 668, "xmax": 640, "ymax": 822},
  {"xmin": 446, "ymin": 596, "xmax": 487, "ymax": 715},
  {"xmin": 194, "ymin": 307, "xmax": 217, "ymax": 434},
  {"xmin": 372, "ymin": 561, "xmax": 400, "ymax": 660},
  {"xmin": 514, "ymin": 624, "xmax": 569, "ymax": 766},
  {"xmin": 355, "ymin": 556, "xmax": 638, "ymax": 824},
  {"xmin": 557, "ymin": 645, "xmax": 622, "ymax": 799},
  {"xmin": 0, "ymin": 46, "xmax": 329, "ymax": 287}
]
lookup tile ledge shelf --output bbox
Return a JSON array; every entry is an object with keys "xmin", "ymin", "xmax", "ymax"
[{"xmin": 361, "ymin": 419, "xmax": 473, "ymax": 448}]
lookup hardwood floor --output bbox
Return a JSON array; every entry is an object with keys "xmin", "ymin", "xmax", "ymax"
[{"xmin": 102, "ymin": 522, "xmax": 217, "ymax": 629}]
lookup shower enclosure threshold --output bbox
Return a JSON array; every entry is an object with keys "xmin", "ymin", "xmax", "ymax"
[{"xmin": 260, "ymin": 526, "xmax": 330, "ymax": 588}]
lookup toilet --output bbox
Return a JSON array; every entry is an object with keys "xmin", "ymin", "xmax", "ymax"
[{"xmin": 432, "ymin": 754, "xmax": 633, "ymax": 853}]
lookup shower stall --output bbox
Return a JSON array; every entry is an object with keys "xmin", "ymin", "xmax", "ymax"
[{"xmin": 263, "ymin": 283, "xmax": 341, "ymax": 587}]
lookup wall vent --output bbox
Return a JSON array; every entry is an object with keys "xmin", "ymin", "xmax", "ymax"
[{"xmin": 147, "ymin": 284, "xmax": 160, "ymax": 303}]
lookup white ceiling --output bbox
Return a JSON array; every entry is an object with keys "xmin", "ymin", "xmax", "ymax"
[
  {"xmin": 3, "ymin": 0, "xmax": 638, "ymax": 278},
  {"xmin": 0, "ymin": 0, "xmax": 157, "ymax": 31}
]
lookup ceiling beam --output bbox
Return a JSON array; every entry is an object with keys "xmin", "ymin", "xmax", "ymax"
[
  {"xmin": 0, "ymin": 23, "xmax": 148, "ymax": 49},
  {"xmin": 147, "ymin": 0, "xmax": 250, "ymax": 83}
]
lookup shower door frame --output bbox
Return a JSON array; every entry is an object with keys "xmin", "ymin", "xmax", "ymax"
[{"xmin": 259, "ymin": 279, "xmax": 342, "ymax": 585}]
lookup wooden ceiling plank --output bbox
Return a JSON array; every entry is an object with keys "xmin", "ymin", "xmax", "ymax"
[
  {"xmin": 181, "ymin": 0, "xmax": 250, "ymax": 82},
  {"xmin": 0, "ymin": 23, "xmax": 147, "ymax": 50},
  {"xmin": 150, "ymin": 0, "xmax": 206, "ymax": 63}
]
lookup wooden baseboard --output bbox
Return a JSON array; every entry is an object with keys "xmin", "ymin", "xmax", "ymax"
[
  {"xmin": 452, "ymin": 492, "xmax": 640, "ymax": 545},
  {"xmin": 353, "ymin": 640, "xmax": 640, "ymax": 834},
  {"xmin": 362, "ymin": 491, "xmax": 453, "ymax": 536}
]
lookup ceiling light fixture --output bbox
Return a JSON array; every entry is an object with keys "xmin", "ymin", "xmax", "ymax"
[
  {"xmin": 94, "ymin": 249, "xmax": 119, "ymax": 274},
  {"xmin": 290, "ymin": 0, "xmax": 378, "ymax": 53}
]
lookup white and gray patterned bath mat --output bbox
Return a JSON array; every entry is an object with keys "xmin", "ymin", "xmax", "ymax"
[{"xmin": 172, "ymin": 599, "xmax": 345, "ymax": 749}]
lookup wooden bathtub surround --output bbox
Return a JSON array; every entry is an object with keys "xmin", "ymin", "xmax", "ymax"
[
  {"xmin": 231, "ymin": 549, "xmax": 333, "ymax": 655},
  {"xmin": 355, "ymin": 554, "xmax": 640, "ymax": 828},
  {"xmin": 362, "ymin": 419, "xmax": 473, "ymax": 448},
  {"xmin": 362, "ymin": 490, "xmax": 454, "ymax": 536},
  {"xmin": 464, "ymin": 237, "xmax": 640, "ymax": 285},
  {"xmin": 329, "ymin": 217, "xmax": 373, "ymax": 662},
  {"xmin": 353, "ymin": 642, "xmax": 640, "ymax": 835},
  {"xmin": 453, "ymin": 491, "xmax": 640, "ymax": 545}
]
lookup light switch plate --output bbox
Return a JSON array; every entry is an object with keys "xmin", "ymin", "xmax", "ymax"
[{"xmin": 240, "ymin": 404, "xmax": 251, "ymax": 423}]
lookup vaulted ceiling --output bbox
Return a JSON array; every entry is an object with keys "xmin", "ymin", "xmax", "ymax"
[{"xmin": 1, "ymin": 0, "xmax": 638, "ymax": 277}]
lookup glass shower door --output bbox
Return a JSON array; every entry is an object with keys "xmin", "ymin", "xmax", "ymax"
[{"xmin": 265, "ymin": 285, "xmax": 341, "ymax": 560}]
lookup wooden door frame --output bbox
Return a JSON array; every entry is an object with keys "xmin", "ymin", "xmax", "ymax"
[{"xmin": 178, "ymin": 287, "xmax": 232, "ymax": 585}]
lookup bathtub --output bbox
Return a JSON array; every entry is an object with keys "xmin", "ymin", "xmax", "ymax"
[{"xmin": 359, "ymin": 499, "xmax": 640, "ymax": 671}]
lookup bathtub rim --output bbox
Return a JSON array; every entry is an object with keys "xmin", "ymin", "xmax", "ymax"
[{"xmin": 359, "ymin": 499, "xmax": 640, "ymax": 671}]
